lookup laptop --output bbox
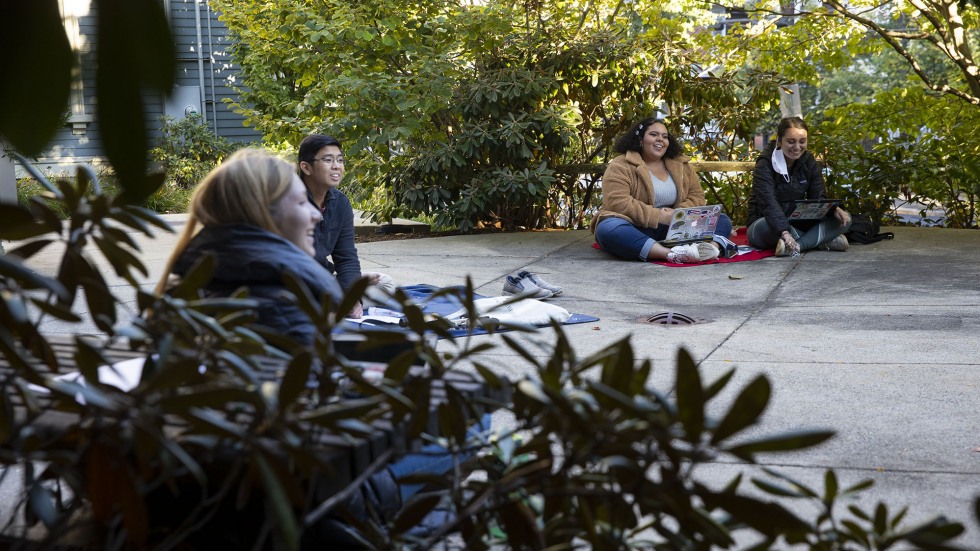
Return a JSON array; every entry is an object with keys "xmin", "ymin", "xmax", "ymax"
[
  {"xmin": 660, "ymin": 205, "xmax": 722, "ymax": 246},
  {"xmin": 786, "ymin": 199, "xmax": 840, "ymax": 220}
]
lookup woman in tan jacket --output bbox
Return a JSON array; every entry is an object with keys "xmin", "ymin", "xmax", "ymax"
[{"xmin": 592, "ymin": 117, "xmax": 733, "ymax": 263}]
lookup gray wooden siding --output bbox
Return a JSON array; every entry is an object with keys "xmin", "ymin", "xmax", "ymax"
[
  {"xmin": 31, "ymin": 0, "xmax": 259, "ymax": 174},
  {"xmin": 169, "ymin": 1, "xmax": 261, "ymax": 141},
  {"xmin": 36, "ymin": 7, "xmax": 103, "ymax": 172},
  {"xmin": 208, "ymin": 14, "xmax": 262, "ymax": 141}
]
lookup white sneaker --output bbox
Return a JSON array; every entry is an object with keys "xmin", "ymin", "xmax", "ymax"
[
  {"xmin": 516, "ymin": 270, "xmax": 562, "ymax": 296},
  {"xmin": 667, "ymin": 242, "xmax": 719, "ymax": 263},
  {"xmin": 823, "ymin": 234, "xmax": 849, "ymax": 252},
  {"xmin": 775, "ymin": 238, "xmax": 789, "ymax": 257},
  {"xmin": 502, "ymin": 275, "xmax": 553, "ymax": 299},
  {"xmin": 775, "ymin": 238, "xmax": 801, "ymax": 257}
]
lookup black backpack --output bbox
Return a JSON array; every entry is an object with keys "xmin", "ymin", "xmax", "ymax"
[{"xmin": 846, "ymin": 214, "xmax": 894, "ymax": 244}]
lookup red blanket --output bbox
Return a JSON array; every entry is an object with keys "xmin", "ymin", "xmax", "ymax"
[{"xmin": 592, "ymin": 227, "xmax": 774, "ymax": 267}]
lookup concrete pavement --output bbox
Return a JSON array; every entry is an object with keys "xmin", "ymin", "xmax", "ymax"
[{"xmin": 9, "ymin": 216, "xmax": 980, "ymax": 546}]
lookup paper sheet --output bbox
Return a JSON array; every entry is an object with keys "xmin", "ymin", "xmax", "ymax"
[{"xmin": 28, "ymin": 356, "xmax": 146, "ymax": 395}]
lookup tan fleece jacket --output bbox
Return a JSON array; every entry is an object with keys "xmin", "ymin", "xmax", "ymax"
[{"xmin": 591, "ymin": 150, "xmax": 706, "ymax": 232}]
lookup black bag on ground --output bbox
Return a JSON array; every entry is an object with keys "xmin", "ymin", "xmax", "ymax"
[{"xmin": 846, "ymin": 214, "xmax": 894, "ymax": 244}]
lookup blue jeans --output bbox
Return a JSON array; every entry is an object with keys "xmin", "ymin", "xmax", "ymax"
[
  {"xmin": 747, "ymin": 216, "xmax": 852, "ymax": 251},
  {"xmin": 387, "ymin": 413, "xmax": 491, "ymax": 501},
  {"xmin": 595, "ymin": 214, "xmax": 734, "ymax": 261}
]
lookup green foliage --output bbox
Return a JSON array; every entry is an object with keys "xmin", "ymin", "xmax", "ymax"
[
  {"xmin": 16, "ymin": 178, "xmax": 71, "ymax": 220},
  {"xmin": 0, "ymin": 0, "xmax": 174, "ymax": 203},
  {"xmin": 0, "ymin": 0, "xmax": 72, "ymax": 155},
  {"xmin": 140, "ymin": 180, "xmax": 197, "ymax": 215},
  {"xmin": 2, "ymin": 2, "xmax": 978, "ymax": 548},
  {"xmin": 751, "ymin": 469, "xmax": 966, "ymax": 549},
  {"xmin": 719, "ymin": 2, "xmax": 878, "ymax": 86},
  {"xmin": 0, "ymin": 166, "xmax": 471, "ymax": 548},
  {"xmin": 816, "ymin": 88, "xmax": 980, "ymax": 228},
  {"xmin": 150, "ymin": 114, "xmax": 241, "ymax": 189},
  {"xmin": 213, "ymin": 0, "xmax": 778, "ymax": 231},
  {"xmin": 3, "ymin": 155, "xmax": 173, "ymax": 334},
  {"xmin": 816, "ymin": 0, "xmax": 980, "ymax": 106},
  {"xmin": 438, "ymin": 336, "xmax": 960, "ymax": 549},
  {"xmin": 18, "ymin": 173, "xmax": 196, "ymax": 217},
  {"xmin": 670, "ymin": 67, "xmax": 784, "ymax": 225},
  {"xmin": 711, "ymin": 0, "xmax": 980, "ymax": 227}
]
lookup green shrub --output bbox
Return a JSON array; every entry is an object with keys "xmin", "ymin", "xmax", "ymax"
[
  {"xmin": 816, "ymin": 88, "xmax": 980, "ymax": 228},
  {"xmin": 140, "ymin": 180, "xmax": 196, "ymax": 214},
  {"xmin": 18, "ymin": 172, "xmax": 195, "ymax": 217},
  {"xmin": 150, "ymin": 114, "xmax": 241, "ymax": 189},
  {"xmin": 16, "ymin": 177, "xmax": 71, "ymax": 219}
]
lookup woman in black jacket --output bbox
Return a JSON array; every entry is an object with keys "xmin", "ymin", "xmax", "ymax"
[
  {"xmin": 746, "ymin": 116, "xmax": 852, "ymax": 256},
  {"xmin": 156, "ymin": 148, "xmax": 344, "ymax": 344}
]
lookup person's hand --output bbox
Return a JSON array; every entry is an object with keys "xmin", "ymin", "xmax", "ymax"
[
  {"xmin": 348, "ymin": 300, "xmax": 364, "ymax": 319},
  {"xmin": 835, "ymin": 207, "xmax": 851, "ymax": 227},
  {"xmin": 363, "ymin": 272, "xmax": 382, "ymax": 285},
  {"xmin": 781, "ymin": 231, "xmax": 800, "ymax": 254},
  {"xmin": 659, "ymin": 208, "xmax": 675, "ymax": 225}
]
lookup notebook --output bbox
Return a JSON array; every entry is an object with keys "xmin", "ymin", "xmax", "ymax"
[
  {"xmin": 785, "ymin": 199, "xmax": 840, "ymax": 220},
  {"xmin": 660, "ymin": 205, "xmax": 722, "ymax": 246}
]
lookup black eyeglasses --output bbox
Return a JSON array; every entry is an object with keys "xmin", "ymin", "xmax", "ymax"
[{"xmin": 313, "ymin": 156, "xmax": 345, "ymax": 165}]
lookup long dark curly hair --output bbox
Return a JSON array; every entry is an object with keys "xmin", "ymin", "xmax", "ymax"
[{"xmin": 612, "ymin": 117, "xmax": 682, "ymax": 158}]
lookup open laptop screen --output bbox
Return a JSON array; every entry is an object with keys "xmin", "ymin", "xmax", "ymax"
[{"xmin": 785, "ymin": 199, "xmax": 840, "ymax": 221}]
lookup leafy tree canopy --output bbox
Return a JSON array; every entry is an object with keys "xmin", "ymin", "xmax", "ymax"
[
  {"xmin": 212, "ymin": 0, "xmax": 781, "ymax": 230},
  {"xmin": 703, "ymin": 0, "xmax": 980, "ymax": 226}
]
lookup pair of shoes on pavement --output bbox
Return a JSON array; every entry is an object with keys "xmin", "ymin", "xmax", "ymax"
[
  {"xmin": 666, "ymin": 242, "xmax": 719, "ymax": 264},
  {"xmin": 820, "ymin": 234, "xmax": 849, "ymax": 252},
  {"xmin": 502, "ymin": 270, "xmax": 563, "ymax": 299}
]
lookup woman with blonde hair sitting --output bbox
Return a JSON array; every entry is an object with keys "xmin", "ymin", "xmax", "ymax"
[
  {"xmin": 156, "ymin": 148, "xmax": 487, "ymax": 542},
  {"xmin": 156, "ymin": 148, "xmax": 343, "ymax": 344}
]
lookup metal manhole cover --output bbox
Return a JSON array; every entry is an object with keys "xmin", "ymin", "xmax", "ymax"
[{"xmin": 639, "ymin": 312, "xmax": 697, "ymax": 325}]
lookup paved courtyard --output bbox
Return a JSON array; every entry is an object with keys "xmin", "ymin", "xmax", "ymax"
[{"xmin": 8, "ymin": 218, "xmax": 980, "ymax": 546}]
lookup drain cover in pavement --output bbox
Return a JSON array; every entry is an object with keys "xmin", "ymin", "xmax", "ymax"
[{"xmin": 639, "ymin": 312, "xmax": 697, "ymax": 325}]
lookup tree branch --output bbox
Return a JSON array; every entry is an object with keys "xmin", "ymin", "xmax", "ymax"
[{"xmin": 822, "ymin": 0, "xmax": 980, "ymax": 104}]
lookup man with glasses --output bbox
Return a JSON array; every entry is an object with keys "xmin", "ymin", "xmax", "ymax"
[{"xmin": 298, "ymin": 134, "xmax": 391, "ymax": 317}]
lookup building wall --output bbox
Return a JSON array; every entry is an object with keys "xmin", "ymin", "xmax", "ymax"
[
  {"xmin": 31, "ymin": 0, "xmax": 260, "ymax": 176},
  {"xmin": 168, "ymin": 0, "xmax": 261, "ymax": 142}
]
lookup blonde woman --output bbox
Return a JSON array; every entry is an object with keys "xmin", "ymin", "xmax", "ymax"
[{"xmin": 156, "ymin": 148, "xmax": 343, "ymax": 344}]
